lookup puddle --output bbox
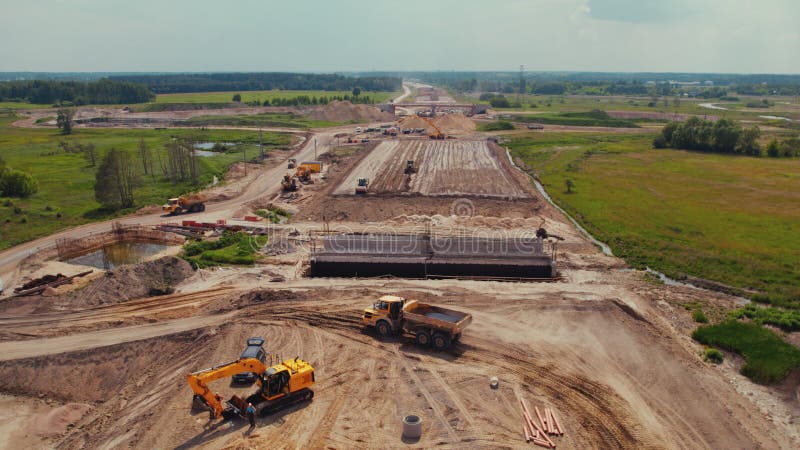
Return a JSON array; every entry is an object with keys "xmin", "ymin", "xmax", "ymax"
[
  {"xmin": 66, "ymin": 242, "xmax": 171, "ymax": 270},
  {"xmin": 194, "ymin": 142, "xmax": 236, "ymax": 157},
  {"xmin": 758, "ymin": 115, "xmax": 792, "ymax": 122}
]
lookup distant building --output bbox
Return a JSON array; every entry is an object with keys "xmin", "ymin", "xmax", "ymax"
[{"xmin": 703, "ymin": 81, "xmax": 715, "ymax": 86}]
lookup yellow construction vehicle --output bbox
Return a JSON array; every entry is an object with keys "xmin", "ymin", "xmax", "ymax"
[
  {"xmin": 295, "ymin": 165, "xmax": 313, "ymax": 183},
  {"xmin": 187, "ymin": 355, "xmax": 315, "ymax": 419},
  {"xmin": 355, "ymin": 178, "xmax": 369, "ymax": 194},
  {"xmin": 420, "ymin": 117, "xmax": 445, "ymax": 140},
  {"xmin": 282, "ymin": 173, "xmax": 298, "ymax": 191},
  {"xmin": 162, "ymin": 194, "xmax": 207, "ymax": 215},
  {"xmin": 362, "ymin": 295, "xmax": 472, "ymax": 350}
]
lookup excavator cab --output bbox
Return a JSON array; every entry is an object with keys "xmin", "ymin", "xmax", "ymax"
[{"xmin": 262, "ymin": 366, "xmax": 291, "ymax": 398}]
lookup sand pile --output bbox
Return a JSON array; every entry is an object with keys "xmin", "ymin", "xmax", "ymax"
[
  {"xmin": 434, "ymin": 114, "xmax": 476, "ymax": 134},
  {"xmin": 306, "ymin": 101, "xmax": 394, "ymax": 122},
  {"xmin": 399, "ymin": 116, "xmax": 436, "ymax": 134},
  {"xmin": 77, "ymin": 256, "xmax": 194, "ymax": 306}
]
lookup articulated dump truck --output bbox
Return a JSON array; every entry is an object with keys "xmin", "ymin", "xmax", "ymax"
[{"xmin": 362, "ymin": 295, "xmax": 472, "ymax": 350}]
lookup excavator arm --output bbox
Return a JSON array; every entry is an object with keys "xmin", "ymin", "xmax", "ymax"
[
  {"xmin": 420, "ymin": 116, "xmax": 444, "ymax": 139},
  {"xmin": 187, "ymin": 357, "xmax": 267, "ymax": 418}
]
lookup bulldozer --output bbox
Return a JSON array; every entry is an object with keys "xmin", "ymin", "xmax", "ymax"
[
  {"xmin": 281, "ymin": 173, "xmax": 298, "ymax": 192},
  {"xmin": 187, "ymin": 355, "xmax": 315, "ymax": 420},
  {"xmin": 162, "ymin": 194, "xmax": 207, "ymax": 215},
  {"xmin": 295, "ymin": 166, "xmax": 313, "ymax": 183},
  {"xmin": 355, "ymin": 178, "xmax": 369, "ymax": 194},
  {"xmin": 404, "ymin": 160, "xmax": 416, "ymax": 174}
]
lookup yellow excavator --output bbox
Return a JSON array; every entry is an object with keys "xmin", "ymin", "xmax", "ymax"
[
  {"xmin": 187, "ymin": 355, "xmax": 315, "ymax": 419},
  {"xmin": 420, "ymin": 116, "xmax": 445, "ymax": 140}
]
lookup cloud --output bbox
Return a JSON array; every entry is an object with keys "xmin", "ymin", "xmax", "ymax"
[{"xmin": 587, "ymin": 0, "xmax": 694, "ymax": 23}]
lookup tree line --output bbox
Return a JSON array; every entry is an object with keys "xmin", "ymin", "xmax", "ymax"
[
  {"xmin": 0, "ymin": 79, "xmax": 154, "ymax": 105},
  {"xmin": 109, "ymin": 73, "xmax": 402, "ymax": 94},
  {"xmin": 653, "ymin": 117, "xmax": 762, "ymax": 155}
]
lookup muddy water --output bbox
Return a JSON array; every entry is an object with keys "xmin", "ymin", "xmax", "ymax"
[{"xmin": 66, "ymin": 242, "xmax": 171, "ymax": 270}]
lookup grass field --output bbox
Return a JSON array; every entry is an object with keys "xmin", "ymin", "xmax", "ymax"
[
  {"xmin": 458, "ymin": 93, "xmax": 800, "ymax": 122},
  {"xmin": 155, "ymin": 90, "xmax": 399, "ymax": 104},
  {"xmin": 693, "ymin": 321, "xmax": 800, "ymax": 383},
  {"xmin": 507, "ymin": 132, "xmax": 800, "ymax": 307},
  {"xmin": 184, "ymin": 113, "xmax": 342, "ymax": 129},
  {"xmin": 0, "ymin": 113, "xmax": 292, "ymax": 250}
]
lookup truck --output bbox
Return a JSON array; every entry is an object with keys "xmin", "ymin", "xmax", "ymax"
[
  {"xmin": 362, "ymin": 295, "xmax": 472, "ymax": 350},
  {"xmin": 162, "ymin": 194, "xmax": 207, "ymax": 215},
  {"xmin": 299, "ymin": 161, "xmax": 323, "ymax": 173}
]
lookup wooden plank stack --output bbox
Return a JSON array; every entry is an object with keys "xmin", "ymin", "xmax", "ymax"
[{"xmin": 519, "ymin": 398, "xmax": 564, "ymax": 448}]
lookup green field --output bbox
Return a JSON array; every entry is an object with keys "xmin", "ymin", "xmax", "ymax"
[
  {"xmin": 459, "ymin": 93, "xmax": 800, "ymax": 123},
  {"xmin": 184, "ymin": 113, "xmax": 342, "ymax": 129},
  {"xmin": 693, "ymin": 321, "xmax": 800, "ymax": 383},
  {"xmin": 0, "ymin": 113, "xmax": 292, "ymax": 250},
  {"xmin": 507, "ymin": 132, "xmax": 800, "ymax": 306},
  {"xmin": 155, "ymin": 90, "xmax": 399, "ymax": 104}
]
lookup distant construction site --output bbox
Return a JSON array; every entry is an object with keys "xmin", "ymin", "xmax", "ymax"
[{"xmin": 334, "ymin": 140, "xmax": 531, "ymax": 199}]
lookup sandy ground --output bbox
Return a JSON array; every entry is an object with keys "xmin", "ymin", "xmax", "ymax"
[
  {"xmin": 333, "ymin": 140, "xmax": 530, "ymax": 199},
  {"xmin": 0, "ymin": 108, "xmax": 797, "ymax": 449}
]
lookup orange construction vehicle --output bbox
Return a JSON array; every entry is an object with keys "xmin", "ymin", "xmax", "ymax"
[
  {"xmin": 420, "ymin": 117, "xmax": 445, "ymax": 140},
  {"xmin": 187, "ymin": 353, "xmax": 315, "ymax": 420},
  {"xmin": 162, "ymin": 194, "xmax": 207, "ymax": 215},
  {"xmin": 281, "ymin": 173, "xmax": 298, "ymax": 191}
]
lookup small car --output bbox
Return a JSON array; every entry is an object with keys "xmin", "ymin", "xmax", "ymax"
[{"xmin": 232, "ymin": 337, "xmax": 267, "ymax": 384}]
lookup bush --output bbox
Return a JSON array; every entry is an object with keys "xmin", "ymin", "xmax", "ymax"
[
  {"xmin": 489, "ymin": 96, "xmax": 510, "ymax": 108},
  {"xmin": 0, "ymin": 168, "xmax": 38, "ymax": 197},
  {"xmin": 693, "ymin": 309, "xmax": 709, "ymax": 323},
  {"xmin": 480, "ymin": 121, "xmax": 515, "ymax": 132},
  {"xmin": 704, "ymin": 348, "xmax": 724, "ymax": 364},
  {"xmin": 692, "ymin": 321, "xmax": 800, "ymax": 383},
  {"xmin": 729, "ymin": 304, "xmax": 800, "ymax": 332},
  {"xmin": 652, "ymin": 135, "xmax": 668, "ymax": 149}
]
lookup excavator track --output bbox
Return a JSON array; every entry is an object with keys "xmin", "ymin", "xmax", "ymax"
[{"xmin": 248, "ymin": 388, "xmax": 315, "ymax": 417}]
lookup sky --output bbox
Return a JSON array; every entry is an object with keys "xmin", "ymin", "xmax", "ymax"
[{"xmin": 0, "ymin": 0, "xmax": 798, "ymax": 74}]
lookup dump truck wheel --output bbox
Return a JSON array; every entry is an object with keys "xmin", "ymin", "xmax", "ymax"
[
  {"xmin": 198, "ymin": 204, "xmax": 205, "ymax": 212},
  {"xmin": 432, "ymin": 333, "xmax": 450, "ymax": 350},
  {"xmin": 415, "ymin": 331, "xmax": 431, "ymax": 346},
  {"xmin": 376, "ymin": 321, "xmax": 391, "ymax": 337}
]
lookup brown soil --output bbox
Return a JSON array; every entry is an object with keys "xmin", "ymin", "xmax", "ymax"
[
  {"xmin": 333, "ymin": 140, "xmax": 531, "ymax": 199},
  {"xmin": 307, "ymin": 101, "xmax": 395, "ymax": 123}
]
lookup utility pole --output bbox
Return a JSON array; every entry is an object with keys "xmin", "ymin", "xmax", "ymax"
[
  {"xmin": 314, "ymin": 138, "xmax": 317, "ymax": 160},
  {"xmin": 243, "ymin": 146, "xmax": 247, "ymax": 176},
  {"xmin": 518, "ymin": 65, "xmax": 525, "ymax": 104},
  {"xmin": 259, "ymin": 128, "xmax": 264, "ymax": 157}
]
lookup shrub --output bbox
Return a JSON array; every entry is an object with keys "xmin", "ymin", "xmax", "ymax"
[
  {"xmin": 693, "ymin": 321, "xmax": 800, "ymax": 383},
  {"xmin": 0, "ymin": 168, "xmax": 38, "ymax": 197},
  {"xmin": 693, "ymin": 309, "xmax": 709, "ymax": 323},
  {"xmin": 480, "ymin": 121, "xmax": 515, "ymax": 132},
  {"xmin": 704, "ymin": 348, "xmax": 724, "ymax": 364}
]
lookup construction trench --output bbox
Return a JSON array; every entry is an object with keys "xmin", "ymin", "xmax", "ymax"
[{"xmin": 310, "ymin": 234, "xmax": 557, "ymax": 279}]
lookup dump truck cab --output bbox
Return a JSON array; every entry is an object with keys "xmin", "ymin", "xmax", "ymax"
[
  {"xmin": 163, "ymin": 197, "xmax": 181, "ymax": 214},
  {"xmin": 362, "ymin": 295, "xmax": 405, "ymax": 336}
]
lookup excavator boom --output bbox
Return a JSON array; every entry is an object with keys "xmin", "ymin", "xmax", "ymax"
[{"xmin": 187, "ymin": 357, "xmax": 267, "ymax": 418}]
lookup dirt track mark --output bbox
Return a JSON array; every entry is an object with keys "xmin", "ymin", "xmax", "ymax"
[{"xmin": 461, "ymin": 336, "xmax": 652, "ymax": 449}]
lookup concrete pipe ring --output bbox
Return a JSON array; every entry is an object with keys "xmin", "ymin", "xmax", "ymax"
[{"xmin": 402, "ymin": 414, "xmax": 422, "ymax": 439}]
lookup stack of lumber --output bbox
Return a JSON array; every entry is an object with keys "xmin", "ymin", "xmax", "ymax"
[{"xmin": 519, "ymin": 398, "xmax": 565, "ymax": 448}]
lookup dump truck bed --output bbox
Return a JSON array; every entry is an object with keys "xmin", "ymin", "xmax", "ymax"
[{"xmin": 402, "ymin": 300, "xmax": 472, "ymax": 336}]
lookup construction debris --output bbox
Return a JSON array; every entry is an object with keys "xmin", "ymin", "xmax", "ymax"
[
  {"xmin": 11, "ymin": 271, "xmax": 93, "ymax": 297},
  {"xmin": 520, "ymin": 398, "xmax": 563, "ymax": 448}
]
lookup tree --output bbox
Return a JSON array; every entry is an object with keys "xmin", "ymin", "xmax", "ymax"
[
  {"xmin": 56, "ymin": 108, "xmax": 75, "ymax": 135},
  {"xmin": 767, "ymin": 140, "xmax": 781, "ymax": 157},
  {"xmin": 565, "ymin": 179, "xmax": 575, "ymax": 193},
  {"xmin": 94, "ymin": 149, "xmax": 139, "ymax": 209},
  {"xmin": 352, "ymin": 87, "xmax": 361, "ymax": 97},
  {"xmin": 736, "ymin": 126, "xmax": 761, "ymax": 156},
  {"xmin": 82, "ymin": 143, "xmax": 97, "ymax": 166},
  {"xmin": 138, "ymin": 137, "xmax": 153, "ymax": 175},
  {"xmin": 0, "ymin": 168, "xmax": 38, "ymax": 197},
  {"xmin": 711, "ymin": 118, "xmax": 740, "ymax": 153},
  {"xmin": 232, "ymin": 93, "xmax": 242, "ymax": 102}
]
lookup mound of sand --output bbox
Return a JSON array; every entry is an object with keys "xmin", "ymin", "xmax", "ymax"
[
  {"xmin": 434, "ymin": 114, "xmax": 476, "ymax": 134},
  {"xmin": 399, "ymin": 114, "xmax": 476, "ymax": 135},
  {"xmin": 77, "ymin": 256, "xmax": 194, "ymax": 306},
  {"xmin": 306, "ymin": 101, "xmax": 395, "ymax": 122}
]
